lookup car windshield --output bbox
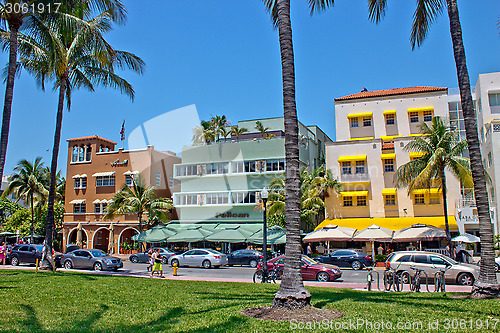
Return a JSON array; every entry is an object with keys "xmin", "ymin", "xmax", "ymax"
[
  {"xmin": 89, "ymin": 250, "xmax": 106, "ymax": 257},
  {"xmin": 301, "ymin": 255, "xmax": 318, "ymax": 265}
]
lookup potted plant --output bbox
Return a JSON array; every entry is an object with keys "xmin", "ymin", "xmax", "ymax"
[{"xmin": 375, "ymin": 254, "xmax": 387, "ymax": 267}]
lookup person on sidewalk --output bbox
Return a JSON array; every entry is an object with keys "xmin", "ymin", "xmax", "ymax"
[
  {"xmin": 147, "ymin": 248, "xmax": 154, "ymax": 272},
  {"xmin": 150, "ymin": 249, "xmax": 164, "ymax": 278},
  {"xmin": 0, "ymin": 242, "xmax": 6, "ymax": 266}
]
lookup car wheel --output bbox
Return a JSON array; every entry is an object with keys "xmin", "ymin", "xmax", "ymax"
[
  {"xmin": 93, "ymin": 262, "xmax": 103, "ymax": 271},
  {"xmin": 316, "ymin": 272, "xmax": 330, "ymax": 282},
  {"xmin": 457, "ymin": 273, "xmax": 474, "ymax": 286},
  {"xmin": 351, "ymin": 260, "xmax": 362, "ymax": 270},
  {"xmin": 171, "ymin": 259, "xmax": 179, "ymax": 267},
  {"xmin": 249, "ymin": 259, "xmax": 258, "ymax": 268},
  {"xmin": 64, "ymin": 260, "xmax": 73, "ymax": 269},
  {"xmin": 202, "ymin": 260, "xmax": 212, "ymax": 269},
  {"xmin": 10, "ymin": 256, "xmax": 19, "ymax": 266},
  {"xmin": 400, "ymin": 271, "xmax": 410, "ymax": 284},
  {"xmin": 161, "ymin": 257, "xmax": 168, "ymax": 265},
  {"xmin": 130, "ymin": 256, "xmax": 138, "ymax": 263}
]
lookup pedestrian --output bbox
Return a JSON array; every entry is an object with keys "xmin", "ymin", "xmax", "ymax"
[
  {"xmin": 0, "ymin": 242, "xmax": 6, "ymax": 266},
  {"xmin": 307, "ymin": 243, "xmax": 312, "ymax": 256},
  {"xmin": 377, "ymin": 244, "xmax": 384, "ymax": 256},
  {"xmin": 150, "ymin": 248, "xmax": 165, "ymax": 278},
  {"xmin": 445, "ymin": 244, "xmax": 451, "ymax": 258},
  {"xmin": 385, "ymin": 244, "xmax": 391, "ymax": 255},
  {"xmin": 147, "ymin": 248, "xmax": 154, "ymax": 272}
]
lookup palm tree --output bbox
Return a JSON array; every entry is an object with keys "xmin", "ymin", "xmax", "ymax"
[
  {"xmin": 368, "ymin": 0, "xmax": 498, "ymax": 298},
  {"xmin": 1, "ymin": 157, "xmax": 47, "ymax": 243},
  {"xmin": 210, "ymin": 115, "xmax": 230, "ymax": 142},
  {"xmin": 0, "ymin": 0, "xmax": 126, "ymax": 197},
  {"xmin": 395, "ymin": 117, "xmax": 472, "ymax": 245},
  {"xmin": 219, "ymin": 126, "xmax": 231, "ymax": 142},
  {"xmin": 230, "ymin": 126, "xmax": 248, "ymax": 142},
  {"xmin": 104, "ymin": 176, "xmax": 173, "ymax": 248},
  {"xmin": 255, "ymin": 120, "xmax": 274, "ymax": 140},
  {"xmin": 17, "ymin": 9, "xmax": 144, "ymax": 270}
]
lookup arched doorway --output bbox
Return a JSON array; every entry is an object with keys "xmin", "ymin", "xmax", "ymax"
[
  {"xmin": 118, "ymin": 227, "xmax": 139, "ymax": 254},
  {"xmin": 93, "ymin": 227, "xmax": 110, "ymax": 253},
  {"xmin": 67, "ymin": 228, "xmax": 88, "ymax": 248}
]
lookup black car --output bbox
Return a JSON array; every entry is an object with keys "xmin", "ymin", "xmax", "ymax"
[
  {"xmin": 8, "ymin": 244, "xmax": 44, "ymax": 266},
  {"xmin": 227, "ymin": 249, "xmax": 263, "ymax": 267},
  {"xmin": 315, "ymin": 250, "xmax": 373, "ymax": 270},
  {"xmin": 129, "ymin": 247, "xmax": 176, "ymax": 264},
  {"xmin": 54, "ymin": 244, "xmax": 80, "ymax": 267}
]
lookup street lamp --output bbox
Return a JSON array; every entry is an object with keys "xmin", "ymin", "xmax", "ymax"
[{"xmin": 261, "ymin": 187, "xmax": 269, "ymax": 283}]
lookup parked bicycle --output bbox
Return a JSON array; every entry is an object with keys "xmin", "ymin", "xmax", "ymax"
[
  {"xmin": 253, "ymin": 265, "xmax": 283, "ymax": 283},
  {"xmin": 383, "ymin": 267, "xmax": 403, "ymax": 292},
  {"xmin": 409, "ymin": 265, "xmax": 429, "ymax": 292},
  {"xmin": 434, "ymin": 264, "xmax": 452, "ymax": 292}
]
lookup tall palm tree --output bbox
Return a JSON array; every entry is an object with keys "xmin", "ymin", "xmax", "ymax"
[
  {"xmin": 1, "ymin": 157, "xmax": 47, "ymax": 243},
  {"xmin": 17, "ymin": 9, "xmax": 144, "ymax": 270},
  {"xmin": 230, "ymin": 126, "xmax": 248, "ymax": 142},
  {"xmin": 395, "ymin": 117, "xmax": 472, "ymax": 245},
  {"xmin": 255, "ymin": 120, "xmax": 273, "ymax": 140},
  {"xmin": 210, "ymin": 115, "xmax": 230, "ymax": 142},
  {"xmin": 219, "ymin": 126, "xmax": 231, "ymax": 142},
  {"xmin": 262, "ymin": 0, "xmax": 335, "ymax": 308},
  {"xmin": 104, "ymin": 176, "xmax": 173, "ymax": 249},
  {"xmin": 0, "ymin": 0, "xmax": 126, "ymax": 196},
  {"xmin": 368, "ymin": 0, "xmax": 498, "ymax": 298}
]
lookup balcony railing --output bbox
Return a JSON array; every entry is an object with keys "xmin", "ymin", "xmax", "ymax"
[{"xmin": 340, "ymin": 172, "xmax": 370, "ymax": 183}]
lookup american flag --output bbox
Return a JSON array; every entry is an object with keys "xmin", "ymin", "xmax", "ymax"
[{"xmin": 120, "ymin": 119, "xmax": 125, "ymax": 141}]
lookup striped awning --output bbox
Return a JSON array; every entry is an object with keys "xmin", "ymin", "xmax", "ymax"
[
  {"xmin": 316, "ymin": 216, "xmax": 458, "ymax": 232},
  {"xmin": 69, "ymin": 199, "xmax": 86, "ymax": 204},
  {"xmin": 92, "ymin": 171, "xmax": 115, "ymax": 177},
  {"xmin": 347, "ymin": 112, "xmax": 373, "ymax": 118}
]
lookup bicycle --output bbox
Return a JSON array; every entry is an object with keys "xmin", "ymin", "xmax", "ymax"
[
  {"xmin": 383, "ymin": 267, "xmax": 403, "ymax": 292},
  {"xmin": 409, "ymin": 265, "xmax": 429, "ymax": 292},
  {"xmin": 434, "ymin": 265, "xmax": 451, "ymax": 292},
  {"xmin": 253, "ymin": 265, "xmax": 283, "ymax": 283}
]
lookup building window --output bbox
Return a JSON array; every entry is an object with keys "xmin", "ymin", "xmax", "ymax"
[
  {"xmin": 493, "ymin": 124, "xmax": 500, "ymax": 132},
  {"xmin": 206, "ymin": 192, "xmax": 230, "ymax": 205},
  {"xmin": 169, "ymin": 175, "xmax": 174, "ymax": 188},
  {"xmin": 85, "ymin": 145, "xmax": 92, "ymax": 161},
  {"xmin": 72, "ymin": 146, "xmax": 78, "ymax": 162},
  {"xmin": 177, "ymin": 194, "xmax": 198, "ymax": 206},
  {"xmin": 489, "ymin": 93, "xmax": 500, "ymax": 107},
  {"xmin": 414, "ymin": 194, "xmax": 425, "ymax": 205},
  {"xmin": 385, "ymin": 114, "xmax": 395, "ymax": 125},
  {"xmin": 385, "ymin": 195, "xmax": 396, "ymax": 206},
  {"xmin": 73, "ymin": 203, "xmax": 86, "ymax": 214},
  {"xmin": 423, "ymin": 111, "xmax": 433, "ymax": 122},
  {"xmin": 232, "ymin": 191, "xmax": 258, "ymax": 204},
  {"xmin": 95, "ymin": 203, "xmax": 101, "ymax": 214},
  {"xmin": 350, "ymin": 118, "xmax": 359, "ymax": 128},
  {"xmin": 78, "ymin": 146, "xmax": 85, "ymax": 162},
  {"xmin": 102, "ymin": 202, "xmax": 107, "ymax": 212},
  {"xmin": 384, "ymin": 159, "xmax": 394, "ymax": 173},
  {"xmin": 96, "ymin": 175, "xmax": 115, "ymax": 187},
  {"xmin": 429, "ymin": 194, "xmax": 441, "ymax": 205},
  {"xmin": 409, "ymin": 112, "xmax": 419, "ymax": 123},
  {"xmin": 343, "ymin": 197, "xmax": 353, "ymax": 207},
  {"xmin": 156, "ymin": 171, "xmax": 161, "ymax": 186},
  {"xmin": 74, "ymin": 178, "xmax": 81, "ymax": 189},
  {"xmin": 356, "ymin": 196, "xmax": 367, "ymax": 206},
  {"xmin": 363, "ymin": 117, "xmax": 372, "ymax": 127},
  {"xmin": 125, "ymin": 175, "xmax": 133, "ymax": 186},
  {"xmin": 341, "ymin": 162, "xmax": 351, "ymax": 175},
  {"xmin": 81, "ymin": 177, "xmax": 87, "ymax": 188},
  {"xmin": 176, "ymin": 164, "xmax": 198, "ymax": 177},
  {"xmin": 244, "ymin": 161, "xmax": 257, "ymax": 173},
  {"xmin": 265, "ymin": 159, "xmax": 285, "ymax": 172},
  {"xmin": 355, "ymin": 161, "xmax": 365, "ymax": 174},
  {"xmin": 488, "ymin": 152, "xmax": 493, "ymax": 167},
  {"xmin": 205, "ymin": 162, "xmax": 229, "ymax": 175}
]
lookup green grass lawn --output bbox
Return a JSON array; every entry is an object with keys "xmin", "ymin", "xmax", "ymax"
[{"xmin": 0, "ymin": 270, "xmax": 499, "ymax": 332}]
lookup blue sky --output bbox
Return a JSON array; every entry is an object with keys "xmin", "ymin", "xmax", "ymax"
[{"xmin": 3, "ymin": 0, "xmax": 500, "ymax": 175}]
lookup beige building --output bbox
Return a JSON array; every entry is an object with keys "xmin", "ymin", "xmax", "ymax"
[
  {"xmin": 62, "ymin": 135, "xmax": 180, "ymax": 253},
  {"xmin": 322, "ymin": 87, "xmax": 461, "ymax": 232}
]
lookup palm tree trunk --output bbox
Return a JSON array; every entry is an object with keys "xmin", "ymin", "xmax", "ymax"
[
  {"xmin": 138, "ymin": 212, "xmax": 144, "ymax": 251},
  {"xmin": 440, "ymin": 167, "xmax": 451, "ymax": 250},
  {"xmin": 0, "ymin": 17, "xmax": 22, "ymax": 186},
  {"xmin": 30, "ymin": 192, "xmax": 34, "ymax": 244},
  {"xmin": 272, "ymin": 0, "xmax": 311, "ymax": 309},
  {"xmin": 445, "ymin": 0, "xmax": 499, "ymax": 296},
  {"xmin": 41, "ymin": 77, "xmax": 67, "ymax": 270}
]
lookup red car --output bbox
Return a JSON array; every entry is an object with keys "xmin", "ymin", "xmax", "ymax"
[{"xmin": 257, "ymin": 255, "xmax": 342, "ymax": 282}]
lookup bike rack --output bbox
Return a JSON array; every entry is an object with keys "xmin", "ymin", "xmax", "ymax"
[
  {"xmin": 433, "ymin": 270, "xmax": 447, "ymax": 292},
  {"xmin": 409, "ymin": 269, "xmax": 430, "ymax": 292},
  {"xmin": 366, "ymin": 269, "xmax": 381, "ymax": 291}
]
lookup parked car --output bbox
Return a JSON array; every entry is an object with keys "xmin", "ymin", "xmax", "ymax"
[
  {"xmin": 315, "ymin": 250, "xmax": 373, "ymax": 270},
  {"xmin": 227, "ymin": 249, "xmax": 263, "ymax": 267},
  {"xmin": 8, "ymin": 244, "xmax": 44, "ymax": 266},
  {"xmin": 495, "ymin": 257, "xmax": 500, "ymax": 272},
  {"xmin": 62, "ymin": 249, "xmax": 123, "ymax": 271},
  {"xmin": 169, "ymin": 249, "xmax": 228, "ymax": 269},
  {"xmin": 129, "ymin": 247, "xmax": 175, "ymax": 264},
  {"xmin": 385, "ymin": 251, "xmax": 478, "ymax": 286},
  {"xmin": 258, "ymin": 255, "xmax": 342, "ymax": 282},
  {"xmin": 54, "ymin": 244, "xmax": 80, "ymax": 268}
]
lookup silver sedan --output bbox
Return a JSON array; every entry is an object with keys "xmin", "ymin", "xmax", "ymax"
[{"xmin": 168, "ymin": 249, "xmax": 228, "ymax": 269}]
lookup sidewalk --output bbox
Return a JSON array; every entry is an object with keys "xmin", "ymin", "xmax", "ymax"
[{"xmin": 0, "ymin": 265, "xmax": 472, "ymax": 293}]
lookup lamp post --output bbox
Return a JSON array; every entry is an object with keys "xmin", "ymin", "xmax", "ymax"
[{"xmin": 261, "ymin": 187, "xmax": 269, "ymax": 283}]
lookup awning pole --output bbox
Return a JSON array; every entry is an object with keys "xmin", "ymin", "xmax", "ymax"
[
  {"xmin": 372, "ymin": 241, "xmax": 375, "ymax": 258},
  {"xmin": 327, "ymin": 241, "xmax": 330, "ymax": 254}
]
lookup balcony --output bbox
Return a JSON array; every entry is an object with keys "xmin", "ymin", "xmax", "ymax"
[{"xmin": 340, "ymin": 173, "xmax": 370, "ymax": 183}]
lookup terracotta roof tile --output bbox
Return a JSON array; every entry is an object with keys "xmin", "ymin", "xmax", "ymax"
[
  {"xmin": 67, "ymin": 135, "xmax": 117, "ymax": 145},
  {"xmin": 335, "ymin": 86, "xmax": 447, "ymax": 102}
]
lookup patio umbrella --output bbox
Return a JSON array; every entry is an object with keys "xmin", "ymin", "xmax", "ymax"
[
  {"xmin": 108, "ymin": 223, "xmax": 115, "ymax": 254},
  {"xmin": 353, "ymin": 224, "xmax": 394, "ymax": 257},
  {"xmin": 0, "ymin": 231, "xmax": 16, "ymax": 244},
  {"xmin": 392, "ymin": 224, "xmax": 447, "ymax": 242},
  {"xmin": 303, "ymin": 225, "xmax": 357, "ymax": 242},
  {"xmin": 206, "ymin": 226, "xmax": 254, "ymax": 243},
  {"xmin": 247, "ymin": 226, "xmax": 286, "ymax": 245},
  {"xmin": 167, "ymin": 225, "xmax": 212, "ymax": 243},
  {"xmin": 131, "ymin": 225, "xmax": 177, "ymax": 243},
  {"xmin": 76, "ymin": 223, "xmax": 83, "ymax": 248},
  {"xmin": 451, "ymin": 233, "xmax": 480, "ymax": 243}
]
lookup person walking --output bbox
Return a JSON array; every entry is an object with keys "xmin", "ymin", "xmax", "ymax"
[
  {"xmin": 147, "ymin": 248, "xmax": 154, "ymax": 272},
  {"xmin": 307, "ymin": 243, "xmax": 313, "ymax": 256},
  {"xmin": 150, "ymin": 248, "xmax": 164, "ymax": 278},
  {"xmin": 0, "ymin": 242, "xmax": 6, "ymax": 266}
]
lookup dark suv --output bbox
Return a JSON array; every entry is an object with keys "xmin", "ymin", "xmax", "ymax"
[
  {"xmin": 8, "ymin": 244, "xmax": 44, "ymax": 266},
  {"xmin": 315, "ymin": 250, "xmax": 373, "ymax": 270}
]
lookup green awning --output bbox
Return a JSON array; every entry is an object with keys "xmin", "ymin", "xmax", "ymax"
[
  {"xmin": 131, "ymin": 225, "xmax": 176, "ymax": 243},
  {"xmin": 167, "ymin": 226, "xmax": 212, "ymax": 242},
  {"xmin": 206, "ymin": 226, "xmax": 254, "ymax": 243},
  {"xmin": 247, "ymin": 226, "xmax": 286, "ymax": 245}
]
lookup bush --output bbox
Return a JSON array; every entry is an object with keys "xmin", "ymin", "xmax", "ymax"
[{"xmin": 375, "ymin": 254, "xmax": 387, "ymax": 262}]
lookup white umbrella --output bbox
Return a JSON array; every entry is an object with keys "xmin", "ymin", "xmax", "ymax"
[
  {"xmin": 452, "ymin": 233, "xmax": 480, "ymax": 243},
  {"xmin": 353, "ymin": 224, "xmax": 394, "ymax": 257},
  {"xmin": 303, "ymin": 225, "xmax": 356, "ymax": 242},
  {"xmin": 392, "ymin": 224, "xmax": 447, "ymax": 242}
]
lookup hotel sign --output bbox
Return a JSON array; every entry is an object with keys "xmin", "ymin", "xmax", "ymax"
[{"xmin": 215, "ymin": 212, "xmax": 250, "ymax": 219}]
